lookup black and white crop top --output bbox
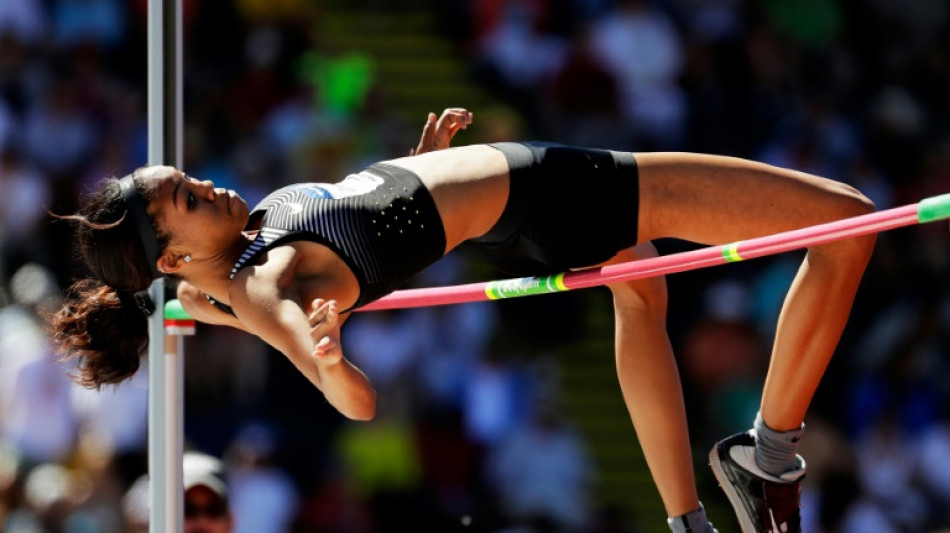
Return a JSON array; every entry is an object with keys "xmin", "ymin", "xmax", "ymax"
[{"xmin": 210, "ymin": 162, "xmax": 447, "ymax": 314}]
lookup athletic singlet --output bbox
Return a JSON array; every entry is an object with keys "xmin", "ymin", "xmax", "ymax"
[{"xmin": 212, "ymin": 162, "xmax": 447, "ymax": 314}]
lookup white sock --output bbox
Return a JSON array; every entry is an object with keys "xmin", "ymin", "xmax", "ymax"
[
  {"xmin": 753, "ymin": 411, "xmax": 804, "ymax": 477},
  {"xmin": 667, "ymin": 504, "xmax": 716, "ymax": 533}
]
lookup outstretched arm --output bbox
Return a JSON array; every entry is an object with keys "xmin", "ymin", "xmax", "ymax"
[{"xmin": 228, "ymin": 248, "xmax": 376, "ymax": 421}]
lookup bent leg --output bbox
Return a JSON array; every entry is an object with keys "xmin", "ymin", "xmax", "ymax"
[
  {"xmin": 606, "ymin": 243, "xmax": 700, "ymax": 517},
  {"xmin": 635, "ymin": 152, "xmax": 876, "ymax": 431}
]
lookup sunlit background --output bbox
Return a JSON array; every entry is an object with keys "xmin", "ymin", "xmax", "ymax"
[{"xmin": 0, "ymin": 0, "xmax": 949, "ymax": 531}]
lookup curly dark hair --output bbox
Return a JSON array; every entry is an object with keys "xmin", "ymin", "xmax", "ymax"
[{"xmin": 47, "ymin": 169, "xmax": 171, "ymax": 388}]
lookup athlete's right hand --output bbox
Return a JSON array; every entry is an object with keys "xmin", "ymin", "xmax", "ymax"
[
  {"xmin": 309, "ymin": 298, "xmax": 343, "ymax": 365},
  {"xmin": 410, "ymin": 107, "xmax": 473, "ymax": 155}
]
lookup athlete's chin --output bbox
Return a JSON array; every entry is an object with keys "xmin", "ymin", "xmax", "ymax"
[{"xmin": 231, "ymin": 197, "xmax": 249, "ymax": 218}]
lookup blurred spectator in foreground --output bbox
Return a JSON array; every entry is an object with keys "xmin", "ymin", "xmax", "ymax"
[
  {"xmin": 122, "ymin": 474, "xmax": 148, "ymax": 533},
  {"xmin": 225, "ymin": 423, "xmax": 298, "ymax": 533},
  {"xmin": 680, "ymin": 279, "xmax": 768, "ymax": 441},
  {"xmin": 543, "ymin": 23, "xmax": 624, "ymax": 149},
  {"xmin": 588, "ymin": 0, "xmax": 686, "ymax": 148},
  {"xmin": 121, "ymin": 451, "xmax": 234, "ymax": 533},
  {"xmin": 473, "ymin": 0, "xmax": 568, "ymax": 124},
  {"xmin": 0, "ymin": 145, "xmax": 51, "ymax": 281},
  {"xmin": 4, "ymin": 462, "xmax": 85, "ymax": 531},
  {"xmin": 0, "ymin": 264, "xmax": 75, "ymax": 466},
  {"xmin": 184, "ymin": 451, "xmax": 234, "ymax": 533},
  {"xmin": 485, "ymin": 400, "xmax": 594, "ymax": 532}
]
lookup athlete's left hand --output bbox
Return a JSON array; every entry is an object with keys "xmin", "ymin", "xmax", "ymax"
[
  {"xmin": 410, "ymin": 107, "xmax": 473, "ymax": 155},
  {"xmin": 309, "ymin": 298, "xmax": 343, "ymax": 365}
]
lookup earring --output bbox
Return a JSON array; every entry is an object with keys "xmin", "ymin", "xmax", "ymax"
[{"xmin": 183, "ymin": 255, "xmax": 192, "ymax": 263}]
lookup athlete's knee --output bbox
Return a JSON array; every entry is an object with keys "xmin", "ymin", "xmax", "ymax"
[
  {"xmin": 829, "ymin": 181, "xmax": 876, "ymax": 220},
  {"xmin": 813, "ymin": 183, "xmax": 877, "ymax": 264},
  {"xmin": 600, "ymin": 243, "xmax": 669, "ymax": 320},
  {"xmin": 610, "ymin": 277, "xmax": 668, "ymax": 323}
]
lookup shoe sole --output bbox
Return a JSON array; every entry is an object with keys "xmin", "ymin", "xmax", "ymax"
[{"xmin": 709, "ymin": 446, "xmax": 759, "ymax": 533}]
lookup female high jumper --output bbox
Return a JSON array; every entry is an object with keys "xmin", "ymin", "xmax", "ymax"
[{"xmin": 50, "ymin": 108, "xmax": 875, "ymax": 533}]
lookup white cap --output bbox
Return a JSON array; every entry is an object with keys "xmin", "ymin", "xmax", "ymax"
[{"xmin": 183, "ymin": 451, "xmax": 228, "ymax": 499}]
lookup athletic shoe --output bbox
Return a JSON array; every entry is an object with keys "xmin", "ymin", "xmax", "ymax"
[{"xmin": 709, "ymin": 431, "xmax": 805, "ymax": 533}]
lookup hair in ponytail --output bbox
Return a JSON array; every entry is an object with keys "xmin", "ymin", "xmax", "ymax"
[
  {"xmin": 48, "ymin": 280, "xmax": 150, "ymax": 388},
  {"xmin": 48, "ymin": 170, "xmax": 170, "ymax": 388}
]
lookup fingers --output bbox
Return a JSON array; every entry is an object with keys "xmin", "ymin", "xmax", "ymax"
[
  {"xmin": 308, "ymin": 298, "xmax": 339, "ymax": 328},
  {"xmin": 314, "ymin": 334, "xmax": 335, "ymax": 354},
  {"xmin": 413, "ymin": 112, "xmax": 438, "ymax": 155},
  {"xmin": 433, "ymin": 108, "xmax": 472, "ymax": 147},
  {"xmin": 313, "ymin": 334, "xmax": 342, "ymax": 364},
  {"xmin": 437, "ymin": 107, "xmax": 473, "ymax": 126},
  {"xmin": 310, "ymin": 298, "xmax": 342, "ymax": 362},
  {"xmin": 308, "ymin": 298, "xmax": 326, "ymax": 325},
  {"xmin": 413, "ymin": 108, "xmax": 473, "ymax": 155}
]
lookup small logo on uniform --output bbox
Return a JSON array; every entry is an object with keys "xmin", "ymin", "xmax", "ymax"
[{"xmin": 287, "ymin": 203, "xmax": 303, "ymax": 215}]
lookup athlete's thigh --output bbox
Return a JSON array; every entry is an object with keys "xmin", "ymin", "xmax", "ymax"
[{"xmin": 634, "ymin": 152, "xmax": 873, "ymax": 245}]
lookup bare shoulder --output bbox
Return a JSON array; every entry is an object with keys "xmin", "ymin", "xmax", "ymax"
[
  {"xmin": 229, "ymin": 241, "xmax": 360, "ymax": 316},
  {"xmin": 228, "ymin": 246, "xmax": 300, "ymax": 315}
]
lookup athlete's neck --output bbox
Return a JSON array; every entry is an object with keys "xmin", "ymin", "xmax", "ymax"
[{"xmin": 182, "ymin": 233, "xmax": 254, "ymax": 304}]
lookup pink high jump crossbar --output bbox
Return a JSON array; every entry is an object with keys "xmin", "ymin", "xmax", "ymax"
[{"xmin": 359, "ymin": 193, "xmax": 950, "ymax": 312}]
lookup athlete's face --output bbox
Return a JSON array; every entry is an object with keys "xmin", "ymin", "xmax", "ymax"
[
  {"xmin": 184, "ymin": 486, "xmax": 232, "ymax": 533},
  {"xmin": 144, "ymin": 166, "xmax": 249, "ymax": 268}
]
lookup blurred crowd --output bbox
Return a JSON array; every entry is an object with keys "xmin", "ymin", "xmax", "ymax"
[{"xmin": 0, "ymin": 0, "xmax": 948, "ymax": 531}]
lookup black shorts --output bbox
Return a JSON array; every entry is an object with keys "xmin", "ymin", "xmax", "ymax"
[{"xmin": 461, "ymin": 142, "xmax": 640, "ymax": 275}]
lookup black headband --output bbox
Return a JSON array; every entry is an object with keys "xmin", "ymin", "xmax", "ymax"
[{"xmin": 119, "ymin": 176, "xmax": 163, "ymax": 280}]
